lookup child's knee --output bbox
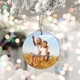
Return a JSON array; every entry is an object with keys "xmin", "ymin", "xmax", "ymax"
[{"xmin": 41, "ymin": 56, "xmax": 45, "ymax": 61}]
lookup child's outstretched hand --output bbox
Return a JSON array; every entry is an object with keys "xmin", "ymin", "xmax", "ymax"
[{"xmin": 32, "ymin": 35, "xmax": 34, "ymax": 39}]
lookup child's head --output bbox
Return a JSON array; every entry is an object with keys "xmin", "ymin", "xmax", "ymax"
[
  {"xmin": 36, "ymin": 38, "xmax": 42, "ymax": 44},
  {"xmin": 42, "ymin": 41, "xmax": 47, "ymax": 48}
]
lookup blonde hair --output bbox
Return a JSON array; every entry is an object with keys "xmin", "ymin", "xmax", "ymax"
[{"xmin": 37, "ymin": 38, "xmax": 42, "ymax": 48}]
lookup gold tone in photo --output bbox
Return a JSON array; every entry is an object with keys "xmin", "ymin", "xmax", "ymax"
[{"xmin": 23, "ymin": 54, "xmax": 59, "ymax": 69}]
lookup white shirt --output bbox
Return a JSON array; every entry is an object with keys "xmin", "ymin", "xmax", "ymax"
[
  {"xmin": 40, "ymin": 47, "xmax": 46, "ymax": 55},
  {"xmin": 34, "ymin": 45, "xmax": 41, "ymax": 54}
]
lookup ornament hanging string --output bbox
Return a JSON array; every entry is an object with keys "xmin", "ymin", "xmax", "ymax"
[{"xmin": 39, "ymin": 15, "xmax": 44, "ymax": 35}]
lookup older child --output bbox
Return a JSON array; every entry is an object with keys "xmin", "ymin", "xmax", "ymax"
[{"xmin": 29, "ymin": 35, "xmax": 42, "ymax": 66}]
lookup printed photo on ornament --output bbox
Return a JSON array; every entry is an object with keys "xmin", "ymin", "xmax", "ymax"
[{"xmin": 22, "ymin": 31, "xmax": 60, "ymax": 69}]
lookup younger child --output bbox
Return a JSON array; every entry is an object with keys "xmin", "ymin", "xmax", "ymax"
[{"xmin": 38, "ymin": 41, "xmax": 50, "ymax": 61}]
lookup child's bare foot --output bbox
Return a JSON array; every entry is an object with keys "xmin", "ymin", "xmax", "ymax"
[
  {"xmin": 40, "ymin": 56, "xmax": 45, "ymax": 62},
  {"xmin": 40, "ymin": 59, "xmax": 43, "ymax": 62},
  {"xmin": 29, "ymin": 63, "xmax": 33, "ymax": 66}
]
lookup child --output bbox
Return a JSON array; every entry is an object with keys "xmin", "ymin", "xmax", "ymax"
[
  {"xmin": 29, "ymin": 35, "xmax": 42, "ymax": 66},
  {"xmin": 38, "ymin": 41, "xmax": 50, "ymax": 61}
]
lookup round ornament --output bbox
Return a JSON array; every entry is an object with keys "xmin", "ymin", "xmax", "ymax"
[{"xmin": 22, "ymin": 31, "xmax": 60, "ymax": 69}]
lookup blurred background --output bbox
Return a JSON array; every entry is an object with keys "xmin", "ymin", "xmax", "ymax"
[{"xmin": 0, "ymin": 0, "xmax": 80, "ymax": 80}]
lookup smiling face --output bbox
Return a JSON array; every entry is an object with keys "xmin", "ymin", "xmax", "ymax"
[
  {"xmin": 36, "ymin": 38, "xmax": 42, "ymax": 44},
  {"xmin": 42, "ymin": 41, "xmax": 47, "ymax": 48}
]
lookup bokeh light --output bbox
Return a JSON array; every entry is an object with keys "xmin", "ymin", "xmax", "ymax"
[
  {"xmin": 10, "ymin": 28, "xmax": 15, "ymax": 33},
  {"xmin": 52, "ymin": 14, "xmax": 58, "ymax": 18},
  {"xmin": 2, "ymin": 5, "xmax": 8, "ymax": 10},
  {"xmin": 63, "ymin": 14, "xmax": 67, "ymax": 19},
  {"xmin": 0, "ymin": 55, "xmax": 8, "ymax": 61},
  {"xmin": 5, "ymin": 12, "xmax": 9, "ymax": 17},
  {"xmin": 67, "ymin": 42, "xmax": 72, "ymax": 47},
  {"xmin": 61, "ymin": 70, "xmax": 65, "ymax": 75},
  {"xmin": 78, "ymin": 0, "xmax": 80, "ymax": 3},
  {"xmin": 25, "ymin": 71, "xmax": 30, "ymax": 77},
  {"xmin": 53, "ymin": 19, "xmax": 58, "ymax": 23},
  {"xmin": 9, "ymin": 15, "xmax": 14, "ymax": 21},
  {"xmin": 15, "ymin": 38, "xmax": 20, "ymax": 43},
  {"xmin": 69, "ymin": 8, "xmax": 73, "ymax": 13},
  {"xmin": 77, "ymin": 42, "xmax": 80, "ymax": 47},
  {"xmin": 10, "ymin": 38, "xmax": 15, "ymax": 43},
  {"xmin": 71, "ymin": 16, "xmax": 76, "ymax": 21},
  {"xmin": 21, "ymin": 74, "xmax": 26, "ymax": 80},
  {"xmin": 48, "ymin": 16, "xmax": 52, "ymax": 21},
  {"xmin": 63, "ymin": 67, "xmax": 68, "ymax": 71},
  {"xmin": 6, "ymin": 66, "xmax": 11, "ymax": 71},
  {"xmin": 36, "ymin": 15, "xmax": 39, "ymax": 20},
  {"xmin": 31, "ymin": 75, "xmax": 36, "ymax": 80},
  {"xmin": 51, "ymin": 23, "xmax": 55, "ymax": 27},
  {"xmin": 54, "ymin": 26, "xmax": 58, "ymax": 31},
  {"xmin": 68, "ymin": 66, "xmax": 73, "ymax": 71},
  {"xmin": 78, "ymin": 70, "xmax": 80, "ymax": 74},
  {"xmin": 22, "ymin": 15, "xmax": 27, "ymax": 19},
  {"xmin": 8, "ymin": 46, "xmax": 12, "ymax": 51},
  {"xmin": 16, "ymin": 59, "xmax": 21, "ymax": 63},
  {"xmin": 7, "ymin": 78, "xmax": 12, "ymax": 80},
  {"xmin": 20, "ymin": 25, "xmax": 26, "ymax": 30},
  {"xmin": 60, "ymin": 24, "xmax": 68, "ymax": 32},
  {"xmin": 74, "ymin": 1, "xmax": 78, "ymax": 5},
  {"xmin": 56, "ymin": 67, "xmax": 61, "ymax": 73},
  {"xmin": 9, "ymin": 21, "xmax": 14, "ymax": 25},
  {"xmin": 67, "ymin": 13, "xmax": 71, "ymax": 18},
  {"xmin": 64, "ymin": 63, "xmax": 69, "ymax": 68},
  {"xmin": 58, "ymin": 75, "xmax": 65, "ymax": 80},
  {"xmin": 75, "ymin": 49, "xmax": 80, "ymax": 54},
  {"xmin": 71, "ymin": 21, "xmax": 75, "ymax": 25},
  {"xmin": 62, "ymin": 43, "xmax": 67, "ymax": 50},
  {"xmin": 68, "ymin": 47, "xmax": 73, "ymax": 52},
  {"xmin": 14, "ymin": 19, "xmax": 19, "ymax": 23},
  {"xmin": 55, "ymin": 33, "xmax": 64, "ymax": 39},
  {"xmin": 77, "ymin": 56, "xmax": 80, "ymax": 61},
  {"xmin": 5, "ymin": 34, "xmax": 10, "ymax": 39},
  {"xmin": 47, "ymin": 11, "xmax": 51, "ymax": 16},
  {"xmin": 2, "ymin": 62, "xmax": 7, "ymax": 67},
  {"xmin": 77, "ymin": 32, "xmax": 80, "ymax": 37}
]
